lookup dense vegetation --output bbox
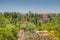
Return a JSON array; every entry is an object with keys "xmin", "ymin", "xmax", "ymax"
[{"xmin": 0, "ymin": 12, "xmax": 60, "ymax": 40}]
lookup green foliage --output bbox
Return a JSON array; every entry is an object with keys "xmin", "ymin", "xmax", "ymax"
[
  {"xmin": 20, "ymin": 23, "xmax": 35, "ymax": 32},
  {"xmin": 0, "ymin": 12, "xmax": 60, "ymax": 40},
  {"xmin": 0, "ymin": 24, "xmax": 19, "ymax": 40}
]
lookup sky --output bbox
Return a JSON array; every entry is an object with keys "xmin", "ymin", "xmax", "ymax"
[{"xmin": 0, "ymin": 0, "xmax": 60, "ymax": 13}]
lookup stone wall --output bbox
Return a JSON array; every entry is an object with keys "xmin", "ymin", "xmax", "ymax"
[{"xmin": 18, "ymin": 30, "xmax": 56, "ymax": 40}]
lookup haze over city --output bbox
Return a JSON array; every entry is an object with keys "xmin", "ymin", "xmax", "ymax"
[{"xmin": 0, "ymin": 0, "xmax": 60, "ymax": 13}]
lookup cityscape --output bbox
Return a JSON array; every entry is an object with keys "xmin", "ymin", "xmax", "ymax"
[{"xmin": 0, "ymin": 0, "xmax": 60, "ymax": 40}]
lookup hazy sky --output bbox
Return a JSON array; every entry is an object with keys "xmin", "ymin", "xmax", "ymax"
[{"xmin": 0, "ymin": 0, "xmax": 60, "ymax": 13}]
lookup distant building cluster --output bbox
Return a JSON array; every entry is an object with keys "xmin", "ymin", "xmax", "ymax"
[
  {"xmin": 20, "ymin": 11, "xmax": 56, "ymax": 24},
  {"xmin": 0, "ymin": 11, "xmax": 56, "ymax": 24}
]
